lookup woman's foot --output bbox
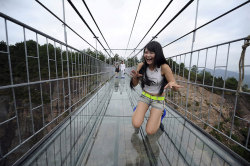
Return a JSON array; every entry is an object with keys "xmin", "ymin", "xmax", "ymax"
[
  {"xmin": 134, "ymin": 128, "xmax": 139, "ymax": 134},
  {"xmin": 159, "ymin": 123, "xmax": 164, "ymax": 131}
]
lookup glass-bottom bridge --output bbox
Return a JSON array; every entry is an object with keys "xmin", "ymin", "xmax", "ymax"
[
  {"xmin": 17, "ymin": 76, "xmax": 246, "ymax": 166},
  {"xmin": 1, "ymin": 2, "xmax": 250, "ymax": 165}
]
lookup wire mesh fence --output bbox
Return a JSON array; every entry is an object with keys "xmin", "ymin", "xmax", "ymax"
[
  {"xmin": 0, "ymin": 12, "xmax": 113, "ymax": 165},
  {"xmin": 165, "ymin": 36, "xmax": 250, "ymax": 161},
  {"xmin": 18, "ymin": 82, "xmax": 113, "ymax": 166},
  {"xmin": 1, "ymin": 0, "xmax": 250, "ymax": 165},
  {"xmin": 125, "ymin": 71, "xmax": 248, "ymax": 165}
]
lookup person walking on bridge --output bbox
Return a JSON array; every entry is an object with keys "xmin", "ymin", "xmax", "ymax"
[
  {"xmin": 120, "ymin": 60, "xmax": 126, "ymax": 78},
  {"xmin": 130, "ymin": 41, "xmax": 183, "ymax": 135},
  {"xmin": 115, "ymin": 62, "xmax": 120, "ymax": 78}
]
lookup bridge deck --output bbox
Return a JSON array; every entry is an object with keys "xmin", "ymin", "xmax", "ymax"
[
  {"xmin": 20, "ymin": 77, "xmax": 246, "ymax": 166},
  {"xmin": 78, "ymin": 77, "xmax": 243, "ymax": 166},
  {"xmin": 81, "ymin": 84, "xmax": 152, "ymax": 165}
]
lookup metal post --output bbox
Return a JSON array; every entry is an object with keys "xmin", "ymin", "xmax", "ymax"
[
  {"xmin": 110, "ymin": 50, "xmax": 112, "ymax": 65},
  {"xmin": 62, "ymin": 0, "xmax": 72, "ymax": 165},
  {"xmin": 184, "ymin": 0, "xmax": 199, "ymax": 118},
  {"xmin": 93, "ymin": 36, "xmax": 98, "ymax": 87},
  {"xmin": 134, "ymin": 50, "xmax": 136, "ymax": 67},
  {"xmin": 93, "ymin": 36, "xmax": 98, "ymax": 59},
  {"xmin": 105, "ymin": 51, "xmax": 106, "ymax": 63}
]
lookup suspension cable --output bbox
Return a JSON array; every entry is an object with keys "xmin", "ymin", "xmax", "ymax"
[
  {"xmin": 67, "ymin": 0, "xmax": 112, "ymax": 57},
  {"xmin": 163, "ymin": 0, "xmax": 250, "ymax": 48},
  {"xmin": 0, "ymin": 12, "xmax": 85, "ymax": 54},
  {"xmin": 35, "ymin": 0, "xmax": 96, "ymax": 50},
  {"xmin": 131, "ymin": 0, "xmax": 250, "ymax": 59},
  {"xmin": 170, "ymin": 36, "xmax": 248, "ymax": 57},
  {"xmin": 131, "ymin": 0, "xmax": 194, "ymax": 59},
  {"xmin": 81, "ymin": 0, "xmax": 114, "ymax": 56},
  {"xmin": 125, "ymin": 0, "xmax": 141, "ymax": 55},
  {"xmin": 128, "ymin": 0, "xmax": 174, "ymax": 58}
]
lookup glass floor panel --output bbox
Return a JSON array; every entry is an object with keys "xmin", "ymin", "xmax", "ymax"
[
  {"xmin": 80, "ymin": 78, "xmax": 245, "ymax": 166},
  {"xmin": 20, "ymin": 77, "xmax": 247, "ymax": 166}
]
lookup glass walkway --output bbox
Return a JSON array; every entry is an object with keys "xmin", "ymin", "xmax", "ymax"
[
  {"xmin": 18, "ymin": 76, "xmax": 247, "ymax": 166},
  {"xmin": 0, "ymin": 1, "xmax": 250, "ymax": 165}
]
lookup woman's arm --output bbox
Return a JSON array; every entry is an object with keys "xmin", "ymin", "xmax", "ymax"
[
  {"xmin": 130, "ymin": 62, "xmax": 143, "ymax": 87},
  {"xmin": 161, "ymin": 64, "xmax": 183, "ymax": 91}
]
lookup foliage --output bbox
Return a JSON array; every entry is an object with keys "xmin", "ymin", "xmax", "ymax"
[
  {"xmin": 127, "ymin": 57, "xmax": 139, "ymax": 67},
  {"xmin": 225, "ymin": 77, "xmax": 238, "ymax": 90},
  {"xmin": 242, "ymin": 84, "xmax": 248, "ymax": 91},
  {"xmin": 210, "ymin": 129, "xmax": 223, "ymax": 141},
  {"xmin": 83, "ymin": 48, "xmax": 109, "ymax": 62},
  {"xmin": 191, "ymin": 65, "xmax": 198, "ymax": 73},
  {"xmin": 230, "ymin": 145, "xmax": 250, "ymax": 162}
]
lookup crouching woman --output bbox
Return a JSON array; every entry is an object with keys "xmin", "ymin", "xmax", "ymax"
[{"xmin": 130, "ymin": 41, "xmax": 183, "ymax": 135}]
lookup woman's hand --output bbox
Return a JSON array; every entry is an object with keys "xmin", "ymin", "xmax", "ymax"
[
  {"xmin": 164, "ymin": 81, "xmax": 183, "ymax": 91},
  {"xmin": 130, "ymin": 70, "xmax": 142, "ymax": 79}
]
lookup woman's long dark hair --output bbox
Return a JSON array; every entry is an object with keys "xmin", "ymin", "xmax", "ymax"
[{"xmin": 130, "ymin": 41, "xmax": 169, "ymax": 95}]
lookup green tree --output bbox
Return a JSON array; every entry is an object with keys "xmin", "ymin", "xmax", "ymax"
[
  {"xmin": 242, "ymin": 84, "xmax": 248, "ymax": 92},
  {"xmin": 113, "ymin": 53, "xmax": 120, "ymax": 63},
  {"xmin": 225, "ymin": 77, "xmax": 238, "ymax": 90},
  {"xmin": 84, "ymin": 48, "xmax": 96, "ymax": 57},
  {"xmin": 0, "ymin": 41, "xmax": 9, "ymax": 86},
  {"xmin": 196, "ymin": 70, "xmax": 213, "ymax": 86},
  {"xmin": 127, "ymin": 57, "xmax": 139, "ymax": 67},
  {"xmin": 214, "ymin": 76, "xmax": 224, "ymax": 87},
  {"xmin": 191, "ymin": 65, "xmax": 198, "ymax": 73},
  {"xmin": 180, "ymin": 63, "xmax": 185, "ymax": 71},
  {"xmin": 98, "ymin": 51, "xmax": 106, "ymax": 62}
]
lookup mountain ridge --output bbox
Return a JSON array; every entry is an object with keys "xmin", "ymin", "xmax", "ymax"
[{"xmin": 199, "ymin": 68, "xmax": 250, "ymax": 87}]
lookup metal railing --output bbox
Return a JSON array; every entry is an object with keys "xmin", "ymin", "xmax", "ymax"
[
  {"xmin": 126, "ymin": 0, "xmax": 250, "ymax": 161},
  {"xmin": 1, "ymin": 0, "xmax": 249, "ymax": 165},
  {"xmin": 125, "ymin": 74, "xmax": 248, "ymax": 165},
  {"xmin": 18, "ymin": 82, "xmax": 113, "ymax": 166},
  {"xmin": 0, "ymin": 12, "xmax": 113, "ymax": 165},
  {"xmin": 165, "ymin": 36, "xmax": 250, "ymax": 159}
]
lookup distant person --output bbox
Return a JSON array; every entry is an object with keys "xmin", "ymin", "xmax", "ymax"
[
  {"xmin": 130, "ymin": 41, "xmax": 183, "ymax": 135},
  {"xmin": 120, "ymin": 60, "xmax": 126, "ymax": 78},
  {"xmin": 115, "ymin": 62, "xmax": 119, "ymax": 78}
]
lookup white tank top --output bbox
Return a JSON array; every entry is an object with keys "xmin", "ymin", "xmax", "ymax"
[{"xmin": 143, "ymin": 66, "xmax": 164, "ymax": 94}]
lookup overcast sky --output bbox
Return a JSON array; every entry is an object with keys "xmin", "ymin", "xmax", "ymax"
[{"xmin": 0, "ymin": 0, "xmax": 250, "ymax": 74}]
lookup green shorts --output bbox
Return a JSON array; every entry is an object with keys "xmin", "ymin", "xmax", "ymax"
[{"xmin": 138, "ymin": 92, "xmax": 165, "ymax": 111}]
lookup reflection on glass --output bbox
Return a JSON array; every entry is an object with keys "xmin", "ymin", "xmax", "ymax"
[
  {"xmin": 114, "ymin": 76, "xmax": 126, "ymax": 94},
  {"xmin": 114, "ymin": 77, "xmax": 119, "ymax": 92},
  {"xmin": 131, "ymin": 129, "xmax": 163, "ymax": 166},
  {"xmin": 119, "ymin": 77, "xmax": 125, "ymax": 94}
]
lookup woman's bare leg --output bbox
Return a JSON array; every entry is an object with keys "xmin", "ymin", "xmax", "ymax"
[
  {"xmin": 132, "ymin": 101, "xmax": 149, "ymax": 128},
  {"xmin": 146, "ymin": 108, "xmax": 162, "ymax": 135}
]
